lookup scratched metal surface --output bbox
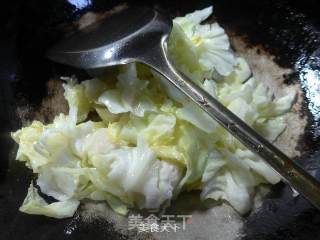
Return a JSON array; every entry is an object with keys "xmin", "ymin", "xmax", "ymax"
[{"xmin": 0, "ymin": 1, "xmax": 320, "ymax": 240}]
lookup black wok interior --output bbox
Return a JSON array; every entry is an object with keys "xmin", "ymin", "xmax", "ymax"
[{"xmin": 1, "ymin": 0, "xmax": 320, "ymax": 239}]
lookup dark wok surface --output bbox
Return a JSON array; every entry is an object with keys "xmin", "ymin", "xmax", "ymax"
[{"xmin": 1, "ymin": 0, "xmax": 320, "ymax": 239}]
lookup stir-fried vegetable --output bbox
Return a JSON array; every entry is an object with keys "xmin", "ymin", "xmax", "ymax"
[{"xmin": 12, "ymin": 6, "xmax": 295, "ymax": 218}]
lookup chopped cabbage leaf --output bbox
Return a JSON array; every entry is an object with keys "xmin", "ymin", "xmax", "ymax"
[
  {"xmin": 37, "ymin": 167, "xmax": 90, "ymax": 201},
  {"xmin": 172, "ymin": 6, "xmax": 236, "ymax": 76},
  {"xmin": 176, "ymin": 102, "xmax": 217, "ymax": 133},
  {"xmin": 11, "ymin": 121, "xmax": 48, "ymax": 172},
  {"xmin": 63, "ymin": 78, "xmax": 108, "ymax": 123},
  {"xmin": 20, "ymin": 184, "xmax": 79, "ymax": 219},
  {"xmin": 89, "ymin": 136, "xmax": 181, "ymax": 209},
  {"xmin": 97, "ymin": 64, "xmax": 157, "ymax": 117},
  {"xmin": 201, "ymin": 148, "xmax": 281, "ymax": 214},
  {"xmin": 90, "ymin": 191, "xmax": 128, "ymax": 215}
]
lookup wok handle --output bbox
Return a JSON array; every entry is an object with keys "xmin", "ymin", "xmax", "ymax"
[{"xmin": 140, "ymin": 36, "xmax": 320, "ymax": 210}]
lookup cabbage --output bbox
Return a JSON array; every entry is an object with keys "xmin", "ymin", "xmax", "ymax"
[
  {"xmin": 175, "ymin": 123, "xmax": 213, "ymax": 192},
  {"xmin": 97, "ymin": 64, "xmax": 157, "ymax": 117},
  {"xmin": 11, "ymin": 121, "xmax": 48, "ymax": 172},
  {"xmin": 20, "ymin": 184, "xmax": 79, "ymax": 219},
  {"xmin": 172, "ymin": 6, "xmax": 236, "ymax": 77},
  {"xmin": 88, "ymin": 136, "xmax": 181, "ymax": 209},
  {"xmin": 63, "ymin": 77, "xmax": 109, "ymax": 123},
  {"xmin": 12, "ymin": 6, "xmax": 296, "ymax": 218},
  {"xmin": 89, "ymin": 191, "xmax": 128, "ymax": 215},
  {"xmin": 176, "ymin": 102, "xmax": 217, "ymax": 133},
  {"xmin": 13, "ymin": 113, "xmax": 181, "ymax": 215},
  {"xmin": 37, "ymin": 167, "xmax": 90, "ymax": 201}
]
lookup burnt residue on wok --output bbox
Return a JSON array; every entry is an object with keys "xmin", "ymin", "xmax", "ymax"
[{"xmin": 1, "ymin": 1, "xmax": 320, "ymax": 240}]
